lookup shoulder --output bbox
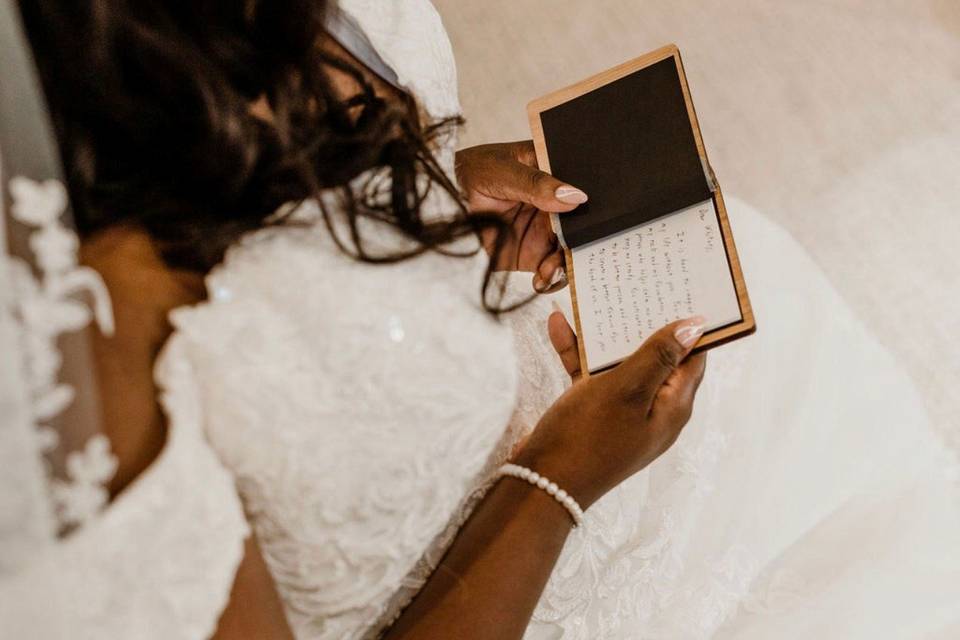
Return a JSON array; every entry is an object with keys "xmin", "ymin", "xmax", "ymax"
[{"xmin": 338, "ymin": 0, "xmax": 460, "ymax": 119}]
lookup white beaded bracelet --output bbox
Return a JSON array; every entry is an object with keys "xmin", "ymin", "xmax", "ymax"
[{"xmin": 498, "ymin": 463, "xmax": 585, "ymax": 528}]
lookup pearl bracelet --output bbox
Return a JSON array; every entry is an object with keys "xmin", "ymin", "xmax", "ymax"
[{"xmin": 497, "ymin": 463, "xmax": 585, "ymax": 528}]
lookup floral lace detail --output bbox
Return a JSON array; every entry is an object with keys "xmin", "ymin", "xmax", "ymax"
[
  {"xmin": 0, "ymin": 339, "xmax": 251, "ymax": 639},
  {"xmin": 162, "ymin": 6, "xmax": 513, "ymax": 636},
  {"xmin": 50, "ymin": 435, "xmax": 118, "ymax": 527},
  {"xmin": 170, "ymin": 215, "xmax": 518, "ymax": 640},
  {"xmin": 367, "ymin": 283, "xmax": 570, "ymax": 636},
  {"xmin": 526, "ymin": 424, "xmax": 752, "ymax": 640},
  {"xmin": 4, "ymin": 176, "xmax": 117, "ymax": 531},
  {"xmin": 1, "ymin": 176, "xmax": 249, "ymax": 638}
]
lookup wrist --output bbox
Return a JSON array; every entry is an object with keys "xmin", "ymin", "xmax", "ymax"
[
  {"xmin": 509, "ymin": 449, "xmax": 605, "ymax": 511},
  {"xmin": 498, "ymin": 464, "xmax": 585, "ymax": 527},
  {"xmin": 495, "ymin": 475, "xmax": 578, "ymax": 536}
]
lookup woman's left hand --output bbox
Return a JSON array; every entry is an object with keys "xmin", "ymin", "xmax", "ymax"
[{"xmin": 455, "ymin": 141, "xmax": 588, "ymax": 293}]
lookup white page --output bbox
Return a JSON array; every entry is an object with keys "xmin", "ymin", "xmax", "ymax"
[{"xmin": 570, "ymin": 199, "xmax": 741, "ymax": 372}]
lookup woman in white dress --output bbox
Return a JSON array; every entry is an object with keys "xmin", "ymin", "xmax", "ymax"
[{"xmin": 10, "ymin": 0, "xmax": 960, "ymax": 639}]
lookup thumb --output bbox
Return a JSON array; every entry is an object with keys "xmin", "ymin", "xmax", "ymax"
[
  {"xmin": 617, "ymin": 316, "xmax": 707, "ymax": 403},
  {"xmin": 481, "ymin": 161, "xmax": 589, "ymax": 212},
  {"xmin": 547, "ymin": 307, "xmax": 582, "ymax": 380}
]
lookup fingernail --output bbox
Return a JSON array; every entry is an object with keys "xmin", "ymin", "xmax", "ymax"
[
  {"xmin": 548, "ymin": 266, "xmax": 566, "ymax": 288},
  {"xmin": 674, "ymin": 316, "xmax": 707, "ymax": 348},
  {"xmin": 533, "ymin": 273, "xmax": 547, "ymax": 292},
  {"xmin": 555, "ymin": 185, "xmax": 588, "ymax": 204},
  {"xmin": 535, "ymin": 267, "xmax": 566, "ymax": 293}
]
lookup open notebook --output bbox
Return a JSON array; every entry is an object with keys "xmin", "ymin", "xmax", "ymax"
[{"xmin": 529, "ymin": 45, "xmax": 755, "ymax": 375}]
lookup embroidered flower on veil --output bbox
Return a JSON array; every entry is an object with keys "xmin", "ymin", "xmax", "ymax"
[
  {"xmin": 52, "ymin": 435, "xmax": 118, "ymax": 526},
  {"xmin": 5, "ymin": 175, "xmax": 117, "ymax": 530}
]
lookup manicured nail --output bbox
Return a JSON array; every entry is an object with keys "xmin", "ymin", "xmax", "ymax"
[
  {"xmin": 548, "ymin": 266, "xmax": 566, "ymax": 288},
  {"xmin": 535, "ymin": 266, "xmax": 566, "ymax": 292},
  {"xmin": 555, "ymin": 185, "xmax": 588, "ymax": 204},
  {"xmin": 533, "ymin": 273, "xmax": 547, "ymax": 292},
  {"xmin": 674, "ymin": 316, "xmax": 707, "ymax": 348}
]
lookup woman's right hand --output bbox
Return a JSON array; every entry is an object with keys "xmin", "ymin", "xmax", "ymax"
[
  {"xmin": 385, "ymin": 316, "xmax": 707, "ymax": 639},
  {"xmin": 513, "ymin": 316, "xmax": 708, "ymax": 509}
]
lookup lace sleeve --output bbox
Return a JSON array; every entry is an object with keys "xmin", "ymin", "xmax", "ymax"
[{"xmin": 166, "ymin": 221, "xmax": 519, "ymax": 639}]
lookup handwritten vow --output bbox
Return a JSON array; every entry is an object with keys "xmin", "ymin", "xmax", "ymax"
[{"xmin": 571, "ymin": 200, "xmax": 742, "ymax": 372}]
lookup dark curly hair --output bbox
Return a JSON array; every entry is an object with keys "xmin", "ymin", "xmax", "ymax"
[{"xmin": 19, "ymin": 0, "xmax": 512, "ymax": 308}]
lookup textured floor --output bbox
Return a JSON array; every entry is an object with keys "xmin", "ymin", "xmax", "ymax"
[{"xmin": 434, "ymin": 0, "xmax": 960, "ymax": 448}]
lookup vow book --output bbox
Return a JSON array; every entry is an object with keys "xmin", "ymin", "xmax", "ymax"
[{"xmin": 528, "ymin": 45, "xmax": 755, "ymax": 375}]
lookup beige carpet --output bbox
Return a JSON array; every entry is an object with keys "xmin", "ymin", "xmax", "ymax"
[{"xmin": 433, "ymin": 0, "xmax": 960, "ymax": 448}]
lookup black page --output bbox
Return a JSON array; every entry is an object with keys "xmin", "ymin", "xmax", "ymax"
[{"xmin": 541, "ymin": 57, "xmax": 712, "ymax": 248}]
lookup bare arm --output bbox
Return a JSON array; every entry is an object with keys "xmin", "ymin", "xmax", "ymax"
[{"xmin": 212, "ymin": 534, "xmax": 295, "ymax": 640}]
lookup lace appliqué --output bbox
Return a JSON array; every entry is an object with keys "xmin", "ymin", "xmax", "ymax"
[
  {"xmin": 367, "ymin": 288, "xmax": 570, "ymax": 637},
  {"xmin": 5, "ymin": 176, "xmax": 117, "ymax": 530},
  {"xmin": 526, "ymin": 370, "xmax": 759, "ymax": 640},
  {"xmin": 50, "ymin": 435, "xmax": 117, "ymax": 526}
]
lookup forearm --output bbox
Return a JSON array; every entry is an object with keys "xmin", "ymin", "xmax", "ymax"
[
  {"xmin": 213, "ymin": 534, "xmax": 295, "ymax": 640},
  {"xmin": 383, "ymin": 475, "xmax": 574, "ymax": 639}
]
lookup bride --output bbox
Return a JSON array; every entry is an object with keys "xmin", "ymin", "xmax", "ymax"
[{"xmin": 4, "ymin": 0, "xmax": 959, "ymax": 638}]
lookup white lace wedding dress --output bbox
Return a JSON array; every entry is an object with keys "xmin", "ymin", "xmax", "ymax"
[
  {"xmin": 0, "ymin": 370, "xmax": 250, "ymax": 639},
  {"xmin": 0, "ymin": 179, "xmax": 249, "ymax": 639},
  {"xmin": 153, "ymin": 1, "xmax": 960, "ymax": 639}
]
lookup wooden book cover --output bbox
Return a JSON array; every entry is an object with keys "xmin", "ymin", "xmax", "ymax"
[{"xmin": 528, "ymin": 44, "xmax": 755, "ymax": 375}]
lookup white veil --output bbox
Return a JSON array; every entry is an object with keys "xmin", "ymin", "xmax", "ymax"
[{"xmin": 0, "ymin": 0, "xmax": 116, "ymax": 576}]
